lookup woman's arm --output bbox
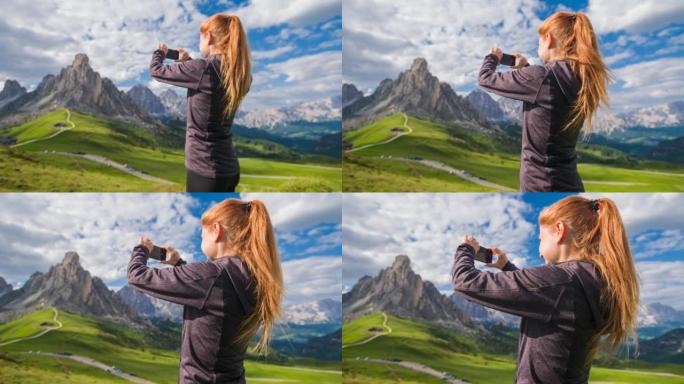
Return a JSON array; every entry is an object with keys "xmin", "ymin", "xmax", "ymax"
[
  {"xmin": 451, "ymin": 243, "xmax": 571, "ymax": 322},
  {"xmin": 127, "ymin": 244, "xmax": 218, "ymax": 309},
  {"xmin": 478, "ymin": 53, "xmax": 547, "ymax": 103},
  {"xmin": 149, "ymin": 49, "xmax": 206, "ymax": 89}
]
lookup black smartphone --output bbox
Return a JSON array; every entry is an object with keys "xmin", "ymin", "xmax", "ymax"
[
  {"xmin": 500, "ymin": 53, "xmax": 516, "ymax": 66},
  {"xmin": 166, "ymin": 49, "xmax": 179, "ymax": 60},
  {"xmin": 149, "ymin": 246, "xmax": 167, "ymax": 261},
  {"xmin": 474, "ymin": 247, "xmax": 493, "ymax": 263}
]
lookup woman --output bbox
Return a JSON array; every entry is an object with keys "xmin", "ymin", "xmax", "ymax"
[
  {"xmin": 452, "ymin": 196, "xmax": 639, "ymax": 383},
  {"xmin": 128, "ymin": 198, "xmax": 283, "ymax": 383},
  {"xmin": 150, "ymin": 14, "xmax": 252, "ymax": 192},
  {"xmin": 478, "ymin": 12, "xmax": 611, "ymax": 192}
]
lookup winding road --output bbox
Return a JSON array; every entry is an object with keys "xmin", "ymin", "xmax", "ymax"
[
  {"xmin": 30, "ymin": 352, "xmax": 156, "ymax": 384},
  {"xmin": 0, "ymin": 307, "xmax": 63, "ymax": 347},
  {"xmin": 386, "ymin": 157, "xmax": 515, "ymax": 191},
  {"xmin": 346, "ymin": 113, "xmax": 413, "ymax": 153},
  {"xmin": 11, "ymin": 109, "xmax": 75, "ymax": 148},
  {"xmin": 361, "ymin": 358, "xmax": 467, "ymax": 384},
  {"xmin": 49, "ymin": 152, "xmax": 175, "ymax": 185},
  {"xmin": 342, "ymin": 312, "xmax": 392, "ymax": 349}
]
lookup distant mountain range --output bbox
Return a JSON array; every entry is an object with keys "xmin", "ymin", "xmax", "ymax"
[
  {"xmin": 283, "ymin": 298, "xmax": 342, "ymax": 325},
  {"xmin": 343, "ymin": 58, "xmax": 483, "ymax": 131},
  {"xmin": 0, "ymin": 252, "xmax": 136, "ymax": 324},
  {"xmin": 0, "ymin": 54, "xmax": 153, "ymax": 126},
  {"xmin": 343, "ymin": 255, "xmax": 472, "ymax": 331}
]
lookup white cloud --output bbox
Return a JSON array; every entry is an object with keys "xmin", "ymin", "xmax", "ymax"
[
  {"xmin": 0, "ymin": 193, "xmax": 200, "ymax": 286},
  {"xmin": 581, "ymin": 193, "xmax": 684, "ymax": 234},
  {"xmin": 342, "ymin": 193, "xmax": 535, "ymax": 289},
  {"xmin": 244, "ymin": 50, "xmax": 341, "ymax": 109},
  {"xmin": 252, "ymin": 44, "xmax": 297, "ymax": 60},
  {"xmin": 282, "ymin": 256, "xmax": 341, "ymax": 304},
  {"xmin": 637, "ymin": 261, "xmax": 684, "ymax": 310},
  {"xmin": 610, "ymin": 58, "xmax": 684, "ymax": 109},
  {"xmin": 240, "ymin": 192, "xmax": 342, "ymax": 232},
  {"xmin": 587, "ymin": 0, "xmax": 684, "ymax": 34},
  {"xmin": 233, "ymin": 0, "xmax": 340, "ymax": 29}
]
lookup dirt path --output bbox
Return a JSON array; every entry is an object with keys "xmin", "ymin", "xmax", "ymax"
[
  {"xmin": 346, "ymin": 113, "xmax": 412, "ymax": 153},
  {"xmin": 12, "ymin": 109, "xmax": 75, "ymax": 148},
  {"xmin": 0, "ymin": 307, "xmax": 62, "ymax": 347},
  {"xmin": 49, "ymin": 152, "xmax": 176, "ymax": 185},
  {"xmin": 343, "ymin": 312, "xmax": 392, "ymax": 349},
  {"xmin": 362, "ymin": 358, "xmax": 467, "ymax": 384},
  {"xmin": 29, "ymin": 352, "xmax": 156, "ymax": 384},
  {"xmin": 385, "ymin": 157, "xmax": 515, "ymax": 191}
]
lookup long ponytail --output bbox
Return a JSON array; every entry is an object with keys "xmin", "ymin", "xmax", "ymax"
[
  {"xmin": 200, "ymin": 14, "xmax": 252, "ymax": 118},
  {"xmin": 539, "ymin": 12, "xmax": 612, "ymax": 134},
  {"xmin": 201, "ymin": 198, "xmax": 283, "ymax": 354},
  {"xmin": 539, "ymin": 196, "xmax": 639, "ymax": 364}
]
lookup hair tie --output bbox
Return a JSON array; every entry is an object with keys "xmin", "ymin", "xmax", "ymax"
[
  {"xmin": 589, "ymin": 199, "xmax": 600, "ymax": 212},
  {"xmin": 244, "ymin": 201, "xmax": 252, "ymax": 212}
]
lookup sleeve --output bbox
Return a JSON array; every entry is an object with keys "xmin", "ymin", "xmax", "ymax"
[
  {"xmin": 127, "ymin": 244, "xmax": 218, "ymax": 309},
  {"xmin": 451, "ymin": 243, "xmax": 571, "ymax": 322},
  {"xmin": 477, "ymin": 54, "xmax": 546, "ymax": 103},
  {"xmin": 149, "ymin": 50, "xmax": 206, "ymax": 89}
]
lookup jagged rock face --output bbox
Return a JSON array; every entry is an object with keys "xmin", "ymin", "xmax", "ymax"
[
  {"xmin": 343, "ymin": 58, "xmax": 481, "ymax": 129},
  {"xmin": 466, "ymin": 89, "xmax": 504, "ymax": 121},
  {"xmin": 158, "ymin": 89, "xmax": 186, "ymax": 119},
  {"xmin": 343, "ymin": 254, "xmax": 471, "ymax": 330},
  {"xmin": 0, "ymin": 79, "xmax": 27, "ymax": 108},
  {"xmin": 127, "ymin": 84, "xmax": 166, "ymax": 116},
  {"xmin": 342, "ymin": 83, "xmax": 363, "ymax": 106},
  {"xmin": 116, "ymin": 284, "xmax": 182, "ymax": 323},
  {"xmin": 0, "ymin": 251, "xmax": 136, "ymax": 323},
  {"xmin": 0, "ymin": 276, "xmax": 12, "ymax": 298},
  {"xmin": 0, "ymin": 53, "xmax": 152, "ymax": 123}
]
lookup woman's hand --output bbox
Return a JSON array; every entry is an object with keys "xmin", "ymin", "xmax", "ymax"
[
  {"xmin": 177, "ymin": 48, "xmax": 191, "ymax": 61},
  {"xmin": 485, "ymin": 247, "xmax": 509, "ymax": 270},
  {"xmin": 161, "ymin": 246, "xmax": 181, "ymax": 266},
  {"xmin": 139, "ymin": 236, "xmax": 154, "ymax": 254},
  {"xmin": 490, "ymin": 47, "xmax": 503, "ymax": 61},
  {"xmin": 157, "ymin": 43, "xmax": 168, "ymax": 55},
  {"xmin": 463, "ymin": 235, "xmax": 481, "ymax": 254},
  {"xmin": 513, "ymin": 53, "xmax": 529, "ymax": 68}
]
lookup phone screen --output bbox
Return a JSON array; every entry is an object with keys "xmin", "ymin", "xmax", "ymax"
[
  {"xmin": 474, "ymin": 247, "xmax": 493, "ymax": 263},
  {"xmin": 500, "ymin": 53, "xmax": 516, "ymax": 66},
  {"xmin": 166, "ymin": 49, "xmax": 179, "ymax": 60},
  {"xmin": 150, "ymin": 246, "xmax": 167, "ymax": 261}
]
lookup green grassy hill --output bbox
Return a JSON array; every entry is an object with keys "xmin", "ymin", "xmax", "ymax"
[
  {"xmin": 0, "ymin": 307, "xmax": 341, "ymax": 384},
  {"xmin": 342, "ymin": 312, "xmax": 684, "ymax": 384},
  {"xmin": 342, "ymin": 113, "xmax": 684, "ymax": 192},
  {"xmin": 0, "ymin": 109, "xmax": 341, "ymax": 191}
]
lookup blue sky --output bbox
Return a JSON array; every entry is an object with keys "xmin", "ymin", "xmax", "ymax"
[
  {"xmin": 0, "ymin": 0, "xmax": 341, "ymax": 110},
  {"xmin": 0, "ymin": 193, "xmax": 341, "ymax": 305},
  {"xmin": 343, "ymin": 193, "xmax": 684, "ymax": 310},
  {"xmin": 343, "ymin": 0, "xmax": 684, "ymax": 111}
]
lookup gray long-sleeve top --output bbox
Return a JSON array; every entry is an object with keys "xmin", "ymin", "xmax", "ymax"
[
  {"xmin": 452, "ymin": 244, "xmax": 607, "ymax": 384},
  {"xmin": 128, "ymin": 245, "xmax": 256, "ymax": 384},
  {"xmin": 150, "ymin": 50, "xmax": 239, "ymax": 178},
  {"xmin": 478, "ymin": 54, "xmax": 584, "ymax": 192}
]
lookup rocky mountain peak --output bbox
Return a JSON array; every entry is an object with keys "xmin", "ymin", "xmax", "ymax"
[
  {"xmin": 410, "ymin": 57, "xmax": 428, "ymax": 73},
  {"xmin": 2, "ymin": 79, "xmax": 25, "ymax": 94},
  {"xmin": 343, "ymin": 254, "xmax": 471, "ymax": 330},
  {"xmin": 72, "ymin": 53, "xmax": 90, "ymax": 69},
  {"xmin": 391, "ymin": 254, "xmax": 411, "ymax": 271},
  {"xmin": 62, "ymin": 251, "xmax": 80, "ymax": 267}
]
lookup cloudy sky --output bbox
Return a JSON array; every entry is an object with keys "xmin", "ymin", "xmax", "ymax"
[
  {"xmin": 0, "ymin": 193, "xmax": 341, "ymax": 305},
  {"xmin": 343, "ymin": 193, "xmax": 684, "ymax": 310},
  {"xmin": 343, "ymin": 0, "xmax": 684, "ymax": 111},
  {"xmin": 0, "ymin": 0, "xmax": 341, "ymax": 110}
]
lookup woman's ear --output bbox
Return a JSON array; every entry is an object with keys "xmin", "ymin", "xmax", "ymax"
[
  {"xmin": 546, "ymin": 32, "xmax": 555, "ymax": 49},
  {"xmin": 213, "ymin": 222, "xmax": 222, "ymax": 241},
  {"xmin": 555, "ymin": 221, "xmax": 566, "ymax": 243}
]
